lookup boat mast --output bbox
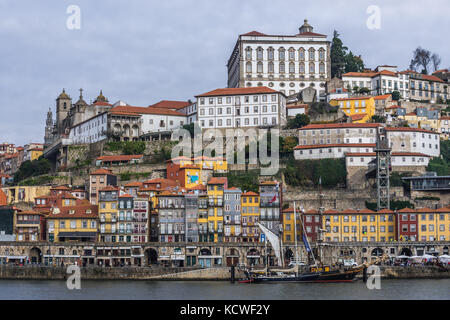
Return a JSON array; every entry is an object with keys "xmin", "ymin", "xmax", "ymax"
[
  {"xmin": 299, "ymin": 206, "xmax": 317, "ymax": 266},
  {"xmin": 293, "ymin": 201, "xmax": 298, "ymax": 277}
]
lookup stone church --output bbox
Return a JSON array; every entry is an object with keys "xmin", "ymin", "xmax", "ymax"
[{"xmin": 44, "ymin": 89, "xmax": 112, "ymax": 146}]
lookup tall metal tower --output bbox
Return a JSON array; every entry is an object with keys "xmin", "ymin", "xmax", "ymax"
[{"xmin": 375, "ymin": 132, "xmax": 391, "ymax": 210}]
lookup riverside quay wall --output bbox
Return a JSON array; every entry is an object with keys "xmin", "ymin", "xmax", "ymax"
[{"xmin": 0, "ymin": 242, "xmax": 449, "ymax": 269}]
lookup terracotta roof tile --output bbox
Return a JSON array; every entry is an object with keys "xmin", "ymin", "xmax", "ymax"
[{"xmin": 196, "ymin": 87, "xmax": 280, "ymax": 97}]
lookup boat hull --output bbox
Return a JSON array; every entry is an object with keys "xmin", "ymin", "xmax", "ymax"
[{"xmin": 242, "ymin": 267, "xmax": 362, "ymax": 284}]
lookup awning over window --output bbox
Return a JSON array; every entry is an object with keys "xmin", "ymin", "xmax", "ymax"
[{"xmin": 58, "ymin": 232, "xmax": 97, "ymax": 238}]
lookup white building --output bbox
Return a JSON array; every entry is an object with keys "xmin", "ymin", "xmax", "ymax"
[
  {"xmin": 346, "ymin": 152, "xmax": 430, "ymax": 168},
  {"xmin": 68, "ymin": 112, "xmax": 108, "ymax": 145},
  {"xmin": 227, "ymin": 20, "xmax": 330, "ymax": 97},
  {"xmin": 294, "ymin": 123, "xmax": 440, "ymax": 160},
  {"xmin": 384, "ymin": 127, "xmax": 440, "ymax": 158},
  {"xmin": 110, "ymin": 105, "xmax": 187, "ymax": 134},
  {"xmin": 342, "ymin": 65, "xmax": 410, "ymax": 99},
  {"xmin": 195, "ymin": 87, "xmax": 286, "ymax": 130}
]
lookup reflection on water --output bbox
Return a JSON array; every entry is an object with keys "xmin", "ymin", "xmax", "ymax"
[{"xmin": 0, "ymin": 279, "xmax": 448, "ymax": 300}]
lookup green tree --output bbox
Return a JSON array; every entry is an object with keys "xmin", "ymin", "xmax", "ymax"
[
  {"xmin": 371, "ymin": 115, "xmax": 386, "ymax": 123},
  {"xmin": 285, "ymin": 114, "xmax": 310, "ymax": 129},
  {"xmin": 330, "ymin": 30, "xmax": 347, "ymax": 78},
  {"xmin": 14, "ymin": 157, "xmax": 51, "ymax": 183},
  {"xmin": 358, "ymin": 87, "xmax": 370, "ymax": 95},
  {"xmin": 331, "ymin": 30, "xmax": 364, "ymax": 78},
  {"xmin": 392, "ymin": 90, "xmax": 401, "ymax": 101},
  {"xmin": 344, "ymin": 51, "xmax": 364, "ymax": 73}
]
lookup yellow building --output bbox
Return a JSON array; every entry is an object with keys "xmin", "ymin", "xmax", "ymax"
[
  {"xmin": 241, "ymin": 191, "xmax": 260, "ymax": 243},
  {"xmin": 282, "ymin": 208, "xmax": 301, "ymax": 244},
  {"xmin": 206, "ymin": 177, "xmax": 227, "ymax": 242},
  {"xmin": 183, "ymin": 165, "xmax": 202, "ymax": 189},
  {"xmin": 323, "ymin": 209, "xmax": 396, "ymax": 242},
  {"xmin": 398, "ymin": 113, "xmax": 440, "ymax": 132},
  {"xmin": 98, "ymin": 186, "xmax": 119, "ymax": 243},
  {"xmin": 46, "ymin": 204, "xmax": 98, "ymax": 243},
  {"xmin": 417, "ymin": 207, "xmax": 450, "ymax": 242},
  {"xmin": 29, "ymin": 148, "xmax": 43, "ymax": 161},
  {"xmin": 330, "ymin": 96, "xmax": 375, "ymax": 123},
  {"xmin": 2, "ymin": 186, "xmax": 52, "ymax": 204}
]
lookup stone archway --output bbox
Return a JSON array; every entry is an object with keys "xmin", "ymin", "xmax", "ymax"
[
  {"xmin": 400, "ymin": 248, "xmax": 413, "ymax": 257},
  {"xmin": 29, "ymin": 247, "xmax": 42, "ymax": 264},
  {"xmin": 144, "ymin": 248, "xmax": 158, "ymax": 266},
  {"xmin": 371, "ymin": 248, "xmax": 384, "ymax": 257},
  {"xmin": 225, "ymin": 248, "xmax": 239, "ymax": 267}
]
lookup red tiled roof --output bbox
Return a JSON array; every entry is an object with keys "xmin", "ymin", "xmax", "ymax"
[
  {"xmin": 342, "ymin": 71, "xmax": 378, "ymax": 78},
  {"xmin": 97, "ymin": 155, "xmax": 143, "ymax": 161},
  {"xmin": 260, "ymin": 181, "xmax": 279, "ymax": 185},
  {"xmin": 124, "ymin": 182, "xmax": 144, "ymax": 187},
  {"xmin": 295, "ymin": 143, "xmax": 376, "ymax": 150},
  {"xmin": 345, "ymin": 152, "xmax": 376, "ymax": 157},
  {"xmin": 17, "ymin": 210, "xmax": 42, "ymax": 215},
  {"xmin": 384, "ymin": 127, "xmax": 437, "ymax": 134},
  {"xmin": 350, "ymin": 113, "xmax": 368, "ymax": 121},
  {"xmin": 295, "ymin": 31, "xmax": 327, "ymax": 37},
  {"xmin": 378, "ymin": 209, "xmax": 395, "ymax": 214},
  {"xmin": 91, "ymin": 168, "xmax": 114, "ymax": 175},
  {"xmin": 207, "ymin": 177, "xmax": 227, "ymax": 185},
  {"xmin": 99, "ymin": 186, "xmax": 119, "ymax": 192},
  {"xmin": 49, "ymin": 205, "xmax": 98, "ymax": 219},
  {"xmin": 286, "ymin": 104, "xmax": 308, "ymax": 109},
  {"xmin": 299, "ymin": 123, "xmax": 380, "ymax": 130},
  {"xmin": 398, "ymin": 207, "xmax": 415, "ymax": 213},
  {"xmin": 51, "ymin": 186, "xmax": 71, "ymax": 191},
  {"xmin": 373, "ymin": 94, "xmax": 392, "ymax": 100},
  {"xmin": 332, "ymin": 96, "xmax": 373, "ymax": 101},
  {"xmin": 241, "ymin": 31, "xmax": 267, "ymax": 36},
  {"xmin": 386, "ymin": 105, "xmax": 401, "ymax": 109},
  {"xmin": 148, "ymin": 100, "xmax": 191, "ymax": 110},
  {"xmin": 196, "ymin": 87, "xmax": 279, "ymax": 97},
  {"xmin": 110, "ymin": 105, "xmax": 186, "ymax": 117},
  {"xmin": 242, "ymin": 191, "xmax": 259, "ymax": 196},
  {"xmin": 119, "ymin": 194, "xmax": 133, "ymax": 198}
]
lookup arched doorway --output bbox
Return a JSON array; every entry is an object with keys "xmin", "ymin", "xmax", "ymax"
[
  {"xmin": 443, "ymin": 246, "xmax": 449, "ymax": 255},
  {"xmin": 371, "ymin": 248, "xmax": 384, "ymax": 257},
  {"xmin": 226, "ymin": 248, "xmax": 239, "ymax": 266},
  {"xmin": 400, "ymin": 248, "xmax": 413, "ymax": 257},
  {"xmin": 145, "ymin": 248, "xmax": 158, "ymax": 266},
  {"xmin": 247, "ymin": 249, "xmax": 260, "ymax": 266},
  {"xmin": 29, "ymin": 247, "xmax": 42, "ymax": 264},
  {"xmin": 284, "ymin": 248, "xmax": 293, "ymax": 265},
  {"xmin": 198, "ymin": 248, "xmax": 213, "ymax": 268}
]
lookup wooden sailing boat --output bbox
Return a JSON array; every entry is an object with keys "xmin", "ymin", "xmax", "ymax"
[{"xmin": 240, "ymin": 200, "xmax": 367, "ymax": 283}]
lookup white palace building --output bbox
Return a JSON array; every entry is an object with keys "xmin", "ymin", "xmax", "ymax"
[{"xmin": 227, "ymin": 19, "xmax": 331, "ymax": 98}]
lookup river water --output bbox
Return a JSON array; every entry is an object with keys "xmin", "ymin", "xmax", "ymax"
[{"xmin": 0, "ymin": 279, "xmax": 448, "ymax": 300}]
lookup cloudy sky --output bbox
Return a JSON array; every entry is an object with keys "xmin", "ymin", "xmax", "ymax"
[{"xmin": 0, "ymin": 0, "xmax": 449, "ymax": 146}]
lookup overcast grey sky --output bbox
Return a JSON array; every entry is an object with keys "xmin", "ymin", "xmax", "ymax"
[{"xmin": 0, "ymin": 0, "xmax": 449, "ymax": 146}]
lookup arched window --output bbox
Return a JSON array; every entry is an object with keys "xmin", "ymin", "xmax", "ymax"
[
  {"xmin": 268, "ymin": 47, "xmax": 274, "ymax": 60},
  {"xmin": 319, "ymin": 48, "xmax": 325, "ymax": 61},
  {"xmin": 319, "ymin": 62, "xmax": 325, "ymax": 74},
  {"xmin": 256, "ymin": 47, "xmax": 263, "ymax": 60},
  {"xmin": 246, "ymin": 61, "xmax": 252, "ymax": 73},
  {"xmin": 245, "ymin": 47, "xmax": 252, "ymax": 60},
  {"xmin": 298, "ymin": 48, "xmax": 305, "ymax": 61},
  {"xmin": 279, "ymin": 48, "xmax": 285, "ymax": 61},
  {"xmin": 279, "ymin": 62, "xmax": 285, "ymax": 73},
  {"xmin": 257, "ymin": 61, "xmax": 263, "ymax": 73},
  {"xmin": 299, "ymin": 62, "xmax": 305, "ymax": 73},
  {"xmin": 288, "ymin": 47, "xmax": 295, "ymax": 60},
  {"xmin": 289, "ymin": 62, "xmax": 295, "ymax": 73},
  {"xmin": 268, "ymin": 61, "xmax": 274, "ymax": 73},
  {"xmin": 309, "ymin": 62, "xmax": 315, "ymax": 74},
  {"xmin": 309, "ymin": 48, "xmax": 315, "ymax": 61}
]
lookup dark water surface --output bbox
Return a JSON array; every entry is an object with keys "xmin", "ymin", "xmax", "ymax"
[{"xmin": 0, "ymin": 279, "xmax": 448, "ymax": 300}]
